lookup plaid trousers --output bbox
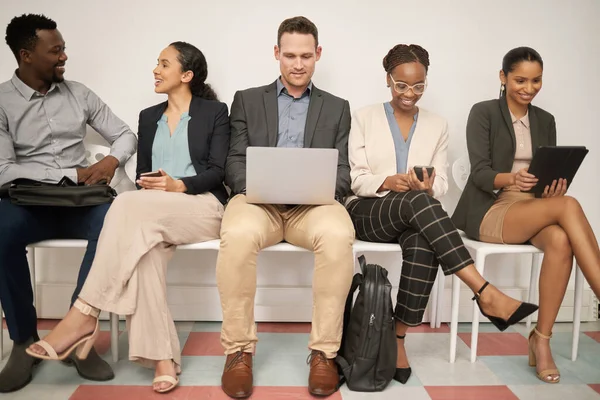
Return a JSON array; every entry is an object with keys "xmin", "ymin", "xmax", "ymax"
[{"xmin": 347, "ymin": 191, "xmax": 473, "ymax": 326}]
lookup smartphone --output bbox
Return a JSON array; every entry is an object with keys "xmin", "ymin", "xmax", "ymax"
[
  {"xmin": 140, "ymin": 171, "xmax": 162, "ymax": 178},
  {"xmin": 413, "ymin": 166, "xmax": 435, "ymax": 182}
]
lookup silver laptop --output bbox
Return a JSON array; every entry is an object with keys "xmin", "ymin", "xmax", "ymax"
[{"xmin": 246, "ymin": 147, "xmax": 338, "ymax": 205}]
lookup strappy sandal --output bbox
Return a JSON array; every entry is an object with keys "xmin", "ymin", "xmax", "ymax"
[
  {"xmin": 26, "ymin": 299, "xmax": 99, "ymax": 361},
  {"xmin": 152, "ymin": 361, "xmax": 181, "ymax": 394},
  {"xmin": 528, "ymin": 327, "xmax": 560, "ymax": 383}
]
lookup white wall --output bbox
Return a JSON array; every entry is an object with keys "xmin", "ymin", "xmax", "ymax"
[{"xmin": 1, "ymin": 0, "xmax": 599, "ymax": 321}]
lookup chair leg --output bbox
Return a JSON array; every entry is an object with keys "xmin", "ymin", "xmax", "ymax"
[
  {"xmin": 26, "ymin": 247, "xmax": 37, "ymax": 309},
  {"xmin": 110, "ymin": 312, "xmax": 119, "ymax": 363},
  {"xmin": 436, "ymin": 269, "xmax": 445, "ymax": 328},
  {"xmin": 1, "ymin": 303, "xmax": 4, "ymax": 361},
  {"xmin": 449, "ymin": 274, "xmax": 460, "ymax": 363},
  {"xmin": 470, "ymin": 252, "xmax": 486, "ymax": 363},
  {"xmin": 526, "ymin": 253, "xmax": 541, "ymax": 331},
  {"xmin": 572, "ymin": 263, "xmax": 584, "ymax": 361},
  {"xmin": 430, "ymin": 273, "xmax": 438, "ymax": 329}
]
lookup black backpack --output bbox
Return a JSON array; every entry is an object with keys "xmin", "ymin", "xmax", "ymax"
[{"xmin": 336, "ymin": 255, "xmax": 397, "ymax": 392}]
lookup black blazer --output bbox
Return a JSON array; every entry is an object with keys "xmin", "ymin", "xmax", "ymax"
[
  {"xmin": 136, "ymin": 96, "xmax": 230, "ymax": 204},
  {"xmin": 225, "ymin": 80, "xmax": 351, "ymax": 201},
  {"xmin": 452, "ymin": 96, "xmax": 556, "ymax": 239}
]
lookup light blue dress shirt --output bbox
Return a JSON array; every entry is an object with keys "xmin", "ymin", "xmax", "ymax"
[
  {"xmin": 276, "ymin": 79, "xmax": 312, "ymax": 148},
  {"xmin": 384, "ymin": 102, "xmax": 418, "ymax": 174},
  {"xmin": 151, "ymin": 112, "xmax": 196, "ymax": 180}
]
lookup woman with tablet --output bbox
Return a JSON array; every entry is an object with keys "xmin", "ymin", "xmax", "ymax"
[
  {"xmin": 454, "ymin": 46, "xmax": 600, "ymax": 383},
  {"xmin": 26, "ymin": 42, "xmax": 230, "ymax": 394},
  {"xmin": 347, "ymin": 44, "xmax": 538, "ymax": 385}
]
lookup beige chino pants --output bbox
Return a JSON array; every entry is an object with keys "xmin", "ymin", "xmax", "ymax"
[{"xmin": 216, "ymin": 194, "xmax": 355, "ymax": 359}]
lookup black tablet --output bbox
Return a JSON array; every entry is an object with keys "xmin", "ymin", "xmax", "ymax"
[{"xmin": 525, "ymin": 146, "xmax": 589, "ymax": 195}]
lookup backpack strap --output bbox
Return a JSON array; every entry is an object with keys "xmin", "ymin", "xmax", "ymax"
[{"xmin": 358, "ymin": 255, "xmax": 367, "ymax": 275}]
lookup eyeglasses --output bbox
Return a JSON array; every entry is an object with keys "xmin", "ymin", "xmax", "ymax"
[{"xmin": 389, "ymin": 75, "xmax": 427, "ymax": 95}]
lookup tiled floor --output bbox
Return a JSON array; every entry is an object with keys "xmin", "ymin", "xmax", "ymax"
[{"xmin": 2, "ymin": 320, "xmax": 600, "ymax": 399}]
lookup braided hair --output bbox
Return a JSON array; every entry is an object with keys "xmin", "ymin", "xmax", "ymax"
[{"xmin": 383, "ymin": 44, "xmax": 430, "ymax": 73}]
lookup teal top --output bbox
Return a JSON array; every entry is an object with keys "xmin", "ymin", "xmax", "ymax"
[{"xmin": 151, "ymin": 112, "xmax": 196, "ymax": 179}]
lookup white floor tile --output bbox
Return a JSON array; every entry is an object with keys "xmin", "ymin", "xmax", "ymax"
[
  {"xmin": 509, "ymin": 384, "xmax": 600, "ymax": 400},
  {"xmin": 340, "ymin": 385, "xmax": 432, "ymax": 399}
]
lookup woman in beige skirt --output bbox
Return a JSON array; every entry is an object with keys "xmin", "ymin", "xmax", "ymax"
[
  {"xmin": 26, "ymin": 42, "xmax": 230, "ymax": 394},
  {"xmin": 454, "ymin": 47, "xmax": 600, "ymax": 384}
]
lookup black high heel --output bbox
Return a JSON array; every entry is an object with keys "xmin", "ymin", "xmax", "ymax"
[
  {"xmin": 393, "ymin": 334, "xmax": 411, "ymax": 384},
  {"xmin": 472, "ymin": 281, "xmax": 539, "ymax": 332}
]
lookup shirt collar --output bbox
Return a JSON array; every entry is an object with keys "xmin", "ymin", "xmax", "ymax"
[
  {"xmin": 276, "ymin": 77, "xmax": 312, "ymax": 98},
  {"xmin": 11, "ymin": 71, "xmax": 60, "ymax": 101},
  {"xmin": 509, "ymin": 109, "xmax": 530, "ymax": 129}
]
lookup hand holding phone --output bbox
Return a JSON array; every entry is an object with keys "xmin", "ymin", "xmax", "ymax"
[{"xmin": 413, "ymin": 166, "xmax": 435, "ymax": 182}]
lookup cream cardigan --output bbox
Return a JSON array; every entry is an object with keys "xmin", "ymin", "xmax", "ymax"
[{"xmin": 347, "ymin": 103, "xmax": 449, "ymax": 203}]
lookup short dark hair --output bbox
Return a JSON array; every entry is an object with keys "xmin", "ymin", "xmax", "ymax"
[
  {"xmin": 277, "ymin": 16, "xmax": 318, "ymax": 47},
  {"xmin": 502, "ymin": 46, "xmax": 543, "ymax": 75},
  {"xmin": 169, "ymin": 41, "xmax": 218, "ymax": 101},
  {"xmin": 383, "ymin": 44, "xmax": 430, "ymax": 74},
  {"xmin": 5, "ymin": 14, "xmax": 57, "ymax": 62}
]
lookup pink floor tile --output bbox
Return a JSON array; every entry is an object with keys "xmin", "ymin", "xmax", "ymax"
[
  {"xmin": 94, "ymin": 331, "xmax": 113, "ymax": 356},
  {"xmin": 408, "ymin": 323, "xmax": 450, "ymax": 333},
  {"xmin": 585, "ymin": 332, "xmax": 600, "ymax": 343},
  {"xmin": 245, "ymin": 386, "xmax": 343, "ymax": 399},
  {"xmin": 70, "ymin": 385, "xmax": 196, "ymax": 400},
  {"xmin": 70, "ymin": 386, "xmax": 342, "ymax": 400},
  {"xmin": 257, "ymin": 322, "xmax": 312, "ymax": 333},
  {"xmin": 458, "ymin": 332, "xmax": 528, "ymax": 356},
  {"xmin": 590, "ymin": 384, "xmax": 600, "ymax": 395},
  {"xmin": 37, "ymin": 318, "xmax": 60, "ymax": 330},
  {"xmin": 425, "ymin": 385, "xmax": 518, "ymax": 400},
  {"xmin": 181, "ymin": 332, "xmax": 224, "ymax": 356}
]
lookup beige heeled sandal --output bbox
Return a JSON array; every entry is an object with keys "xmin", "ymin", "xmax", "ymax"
[
  {"xmin": 25, "ymin": 299, "xmax": 99, "ymax": 361},
  {"xmin": 152, "ymin": 361, "xmax": 181, "ymax": 394},
  {"xmin": 528, "ymin": 327, "xmax": 560, "ymax": 383}
]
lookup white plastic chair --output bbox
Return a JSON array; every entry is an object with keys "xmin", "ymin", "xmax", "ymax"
[
  {"xmin": 447, "ymin": 156, "xmax": 584, "ymax": 363},
  {"xmin": 85, "ymin": 144, "xmax": 128, "ymax": 189}
]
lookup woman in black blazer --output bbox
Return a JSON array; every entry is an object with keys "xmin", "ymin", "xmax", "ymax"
[
  {"xmin": 453, "ymin": 47, "xmax": 600, "ymax": 384},
  {"xmin": 27, "ymin": 42, "xmax": 229, "ymax": 394}
]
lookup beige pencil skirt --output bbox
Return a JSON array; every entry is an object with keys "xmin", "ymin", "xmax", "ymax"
[{"xmin": 479, "ymin": 191, "xmax": 535, "ymax": 244}]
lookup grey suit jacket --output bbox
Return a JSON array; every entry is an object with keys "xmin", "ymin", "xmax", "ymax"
[
  {"xmin": 451, "ymin": 97, "xmax": 556, "ymax": 239},
  {"xmin": 225, "ymin": 80, "xmax": 352, "ymax": 201}
]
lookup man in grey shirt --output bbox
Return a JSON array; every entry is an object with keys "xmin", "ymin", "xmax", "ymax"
[{"xmin": 0, "ymin": 14, "xmax": 136, "ymax": 392}]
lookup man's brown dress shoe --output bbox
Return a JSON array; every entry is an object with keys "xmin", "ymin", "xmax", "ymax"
[
  {"xmin": 308, "ymin": 350, "xmax": 340, "ymax": 396},
  {"xmin": 221, "ymin": 351, "xmax": 253, "ymax": 399}
]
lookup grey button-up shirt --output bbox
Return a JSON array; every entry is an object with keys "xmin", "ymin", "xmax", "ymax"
[
  {"xmin": 0, "ymin": 73, "xmax": 137, "ymax": 186},
  {"xmin": 276, "ymin": 79, "xmax": 311, "ymax": 148}
]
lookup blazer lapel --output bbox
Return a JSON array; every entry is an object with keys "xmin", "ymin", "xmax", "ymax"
[
  {"xmin": 527, "ymin": 105, "xmax": 541, "ymax": 156},
  {"xmin": 263, "ymin": 81, "xmax": 279, "ymax": 147},
  {"xmin": 499, "ymin": 96, "xmax": 516, "ymax": 152},
  {"xmin": 187, "ymin": 96, "xmax": 200, "ymax": 155},
  {"xmin": 303, "ymin": 86, "xmax": 323, "ymax": 148}
]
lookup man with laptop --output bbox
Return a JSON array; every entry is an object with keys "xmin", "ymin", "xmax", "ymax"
[{"xmin": 217, "ymin": 16, "xmax": 354, "ymax": 399}]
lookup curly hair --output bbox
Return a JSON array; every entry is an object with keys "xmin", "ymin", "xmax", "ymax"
[
  {"xmin": 383, "ymin": 44, "xmax": 430, "ymax": 73},
  {"xmin": 5, "ymin": 14, "xmax": 57, "ymax": 62},
  {"xmin": 169, "ymin": 41, "xmax": 218, "ymax": 101}
]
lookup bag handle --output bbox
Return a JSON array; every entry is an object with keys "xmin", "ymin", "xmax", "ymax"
[{"xmin": 358, "ymin": 255, "xmax": 367, "ymax": 275}]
